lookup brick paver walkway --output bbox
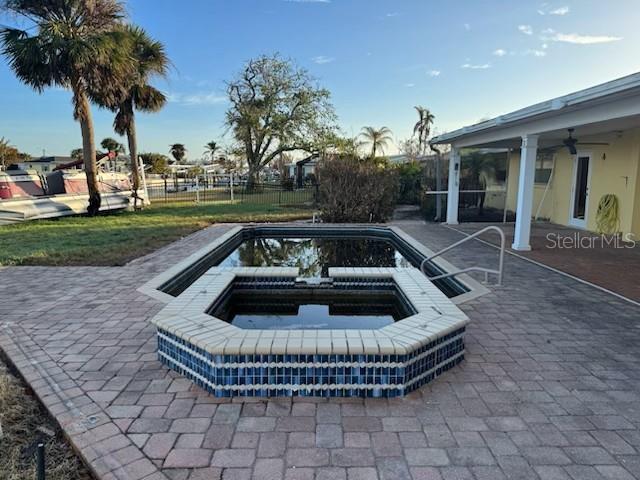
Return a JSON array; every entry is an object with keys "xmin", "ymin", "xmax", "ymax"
[{"xmin": 1, "ymin": 222, "xmax": 640, "ymax": 480}]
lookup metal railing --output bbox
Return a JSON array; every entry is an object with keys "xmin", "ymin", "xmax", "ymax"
[
  {"xmin": 145, "ymin": 180, "xmax": 318, "ymax": 207},
  {"xmin": 420, "ymin": 226, "xmax": 506, "ymax": 285}
]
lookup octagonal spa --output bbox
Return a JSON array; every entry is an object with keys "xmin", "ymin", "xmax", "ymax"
[{"xmin": 150, "ymin": 265, "xmax": 469, "ymax": 398}]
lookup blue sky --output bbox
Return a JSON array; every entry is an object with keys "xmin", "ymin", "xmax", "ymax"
[{"xmin": 1, "ymin": 0, "xmax": 639, "ymax": 159}]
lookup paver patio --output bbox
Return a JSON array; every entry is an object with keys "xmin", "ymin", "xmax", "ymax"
[
  {"xmin": 447, "ymin": 221, "xmax": 640, "ymax": 303},
  {"xmin": 1, "ymin": 221, "xmax": 640, "ymax": 480}
]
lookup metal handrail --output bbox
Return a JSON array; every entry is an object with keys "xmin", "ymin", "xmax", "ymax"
[{"xmin": 420, "ymin": 226, "xmax": 506, "ymax": 285}]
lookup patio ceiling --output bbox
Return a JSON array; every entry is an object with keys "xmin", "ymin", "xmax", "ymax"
[
  {"xmin": 459, "ymin": 114, "xmax": 640, "ymax": 150},
  {"xmin": 432, "ymin": 72, "xmax": 640, "ymax": 150}
]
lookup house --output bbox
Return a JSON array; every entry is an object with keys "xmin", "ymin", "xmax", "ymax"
[
  {"xmin": 288, "ymin": 154, "xmax": 319, "ymax": 187},
  {"xmin": 431, "ymin": 72, "xmax": 640, "ymax": 251},
  {"xmin": 16, "ymin": 156, "xmax": 76, "ymax": 173},
  {"xmin": 388, "ymin": 152, "xmax": 449, "ymax": 165},
  {"xmin": 102, "ymin": 154, "xmax": 132, "ymax": 173}
]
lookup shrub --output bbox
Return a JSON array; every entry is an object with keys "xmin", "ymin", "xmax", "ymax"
[
  {"xmin": 280, "ymin": 177, "xmax": 295, "ymax": 191},
  {"xmin": 317, "ymin": 157, "xmax": 398, "ymax": 223},
  {"xmin": 396, "ymin": 161, "xmax": 424, "ymax": 204},
  {"xmin": 420, "ymin": 191, "xmax": 447, "ymax": 222},
  {"xmin": 304, "ymin": 173, "xmax": 317, "ymax": 185}
]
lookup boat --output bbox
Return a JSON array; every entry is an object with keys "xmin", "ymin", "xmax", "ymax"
[{"xmin": 0, "ymin": 158, "xmax": 134, "ymax": 224}]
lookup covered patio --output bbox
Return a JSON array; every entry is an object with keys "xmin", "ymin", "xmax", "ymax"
[
  {"xmin": 444, "ymin": 221, "xmax": 640, "ymax": 304},
  {"xmin": 431, "ymin": 73, "xmax": 640, "ymax": 252}
]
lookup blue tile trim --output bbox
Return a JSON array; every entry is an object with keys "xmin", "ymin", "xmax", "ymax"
[{"xmin": 156, "ymin": 327, "xmax": 466, "ymax": 398}]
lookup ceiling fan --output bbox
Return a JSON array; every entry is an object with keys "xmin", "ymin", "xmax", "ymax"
[{"xmin": 550, "ymin": 128, "xmax": 609, "ymax": 155}]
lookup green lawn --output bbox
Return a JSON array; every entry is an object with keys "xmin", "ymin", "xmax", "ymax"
[{"xmin": 0, "ymin": 201, "xmax": 312, "ymax": 266}]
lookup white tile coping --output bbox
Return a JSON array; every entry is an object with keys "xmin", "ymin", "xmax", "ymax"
[
  {"xmin": 388, "ymin": 226, "xmax": 489, "ymax": 304},
  {"xmin": 150, "ymin": 266, "xmax": 470, "ymax": 357},
  {"xmin": 138, "ymin": 226, "xmax": 244, "ymax": 303},
  {"xmin": 137, "ymin": 225, "xmax": 488, "ymax": 305}
]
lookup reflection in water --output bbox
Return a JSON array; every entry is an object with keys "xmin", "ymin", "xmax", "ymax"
[
  {"xmin": 214, "ymin": 290, "xmax": 410, "ymax": 329},
  {"xmin": 219, "ymin": 237, "xmax": 411, "ymax": 277}
]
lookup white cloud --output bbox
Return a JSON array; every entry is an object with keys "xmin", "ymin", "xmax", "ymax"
[
  {"xmin": 167, "ymin": 92, "xmax": 226, "ymax": 106},
  {"xmin": 312, "ymin": 55, "xmax": 335, "ymax": 64},
  {"xmin": 463, "ymin": 23, "xmax": 471, "ymax": 31},
  {"xmin": 550, "ymin": 32, "xmax": 622, "ymax": 44},
  {"xmin": 493, "ymin": 49, "xmax": 507, "ymax": 57},
  {"xmin": 525, "ymin": 49, "xmax": 547, "ymax": 57},
  {"xmin": 386, "ymin": 12, "xmax": 399, "ymax": 17},
  {"xmin": 404, "ymin": 83, "xmax": 415, "ymax": 88},
  {"xmin": 461, "ymin": 63, "xmax": 491, "ymax": 70},
  {"xmin": 539, "ymin": 6, "xmax": 570, "ymax": 15},
  {"xmin": 284, "ymin": 0, "xmax": 330, "ymax": 3},
  {"xmin": 518, "ymin": 24, "xmax": 533, "ymax": 35},
  {"xmin": 427, "ymin": 70, "xmax": 441, "ymax": 77}
]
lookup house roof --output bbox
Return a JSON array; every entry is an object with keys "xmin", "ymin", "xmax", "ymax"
[
  {"xmin": 296, "ymin": 154, "xmax": 318, "ymax": 166},
  {"xmin": 431, "ymin": 72, "xmax": 640, "ymax": 146},
  {"xmin": 25, "ymin": 156, "xmax": 73, "ymax": 163},
  {"xmin": 388, "ymin": 153, "xmax": 450, "ymax": 164}
]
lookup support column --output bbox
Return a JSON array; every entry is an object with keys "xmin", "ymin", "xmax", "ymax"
[
  {"xmin": 512, "ymin": 134, "xmax": 538, "ymax": 251},
  {"xmin": 446, "ymin": 147, "xmax": 461, "ymax": 224}
]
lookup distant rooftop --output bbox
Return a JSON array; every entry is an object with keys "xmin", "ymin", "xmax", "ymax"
[{"xmin": 26, "ymin": 156, "xmax": 73, "ymax": 163}]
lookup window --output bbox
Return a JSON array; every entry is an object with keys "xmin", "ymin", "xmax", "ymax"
[{"xmin": 535, "ymin": 151, "xmax": 554, "ymax": 184}]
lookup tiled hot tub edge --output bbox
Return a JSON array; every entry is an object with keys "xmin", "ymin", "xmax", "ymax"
[
  {"xmin": 151, "ymin": 266, "xmax": 469, "ymax": 398},
  {"xmin": 156, "ymin": 326, "xmax": 466, "ymax": 398}
]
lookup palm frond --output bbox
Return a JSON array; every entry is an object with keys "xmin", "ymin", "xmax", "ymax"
[
  {"xmin": 133, "ymin": 84, "xmax": 166, "ymax": 112},
  {"xmin": 123, "ymin": 24, "xmax": 169, "ymax": 77},
  {"xmin": 1, "ymin": 28, "xmax": 55, "ymax": 91},
  {"xmin": 113, "ymin": 101, "xmax": 133, "ymax": 136}
]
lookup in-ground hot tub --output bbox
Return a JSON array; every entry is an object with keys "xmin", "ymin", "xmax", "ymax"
[
  {"xmin": 141, "ymin": 226, "xmax": 481, "ymax": 397},
  {"xmin": 150, "ymin": 266, "xmax": 469, "ymax": 397},
  {"xmin": 149, "ymin": 225, "xmax": 474, "ymax": 301}
]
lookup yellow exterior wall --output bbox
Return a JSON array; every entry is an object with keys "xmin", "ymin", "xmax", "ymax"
[
  {"xmin": 631, "ymin": 140, "xmax": 640, "ymax": 237},
  {"xmin": 505, "ymin": 127, "xmax": 640, "ymax": 236}
]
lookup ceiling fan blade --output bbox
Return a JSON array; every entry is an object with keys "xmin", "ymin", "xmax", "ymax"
[{"xmin": 577, "ymin": 142, "xmax": 610, "ymax": 146}]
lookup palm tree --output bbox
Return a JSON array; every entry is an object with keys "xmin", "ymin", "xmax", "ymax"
[
  {"xmin": 413, "ymin": 106, "xmax": 441, "ymax": 218},
  {"xmin": 169, "ymin": 144, "xmax": 186, "ymax": 164},
  {"xmin": 70, "ymin": 148, "xmax": 84, "ymax": 161},
  {"xmin": 413, "ymin": 106, "xmax": 435, "ymax": 155},
  {"xmin": 204, "ymin": 141, "xmax": 220, "ymax": 163},
  {"xmin": 360, "ymin": 126, "xmax": 393, "ymax": 158},
  {"xmin": 100, "ymin": 137, "xmax": 125, "ymax": 154},
  {"xmin": 0, "ymin": 137, "xmax": 17, "ymax": 169},
  {"xmin": 1, "ymin": 0, "xmax": 132, "ymax": 215},
  {"xmin": 95, "ymin": 25, "xmax": 168, "ymax": 209}
]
